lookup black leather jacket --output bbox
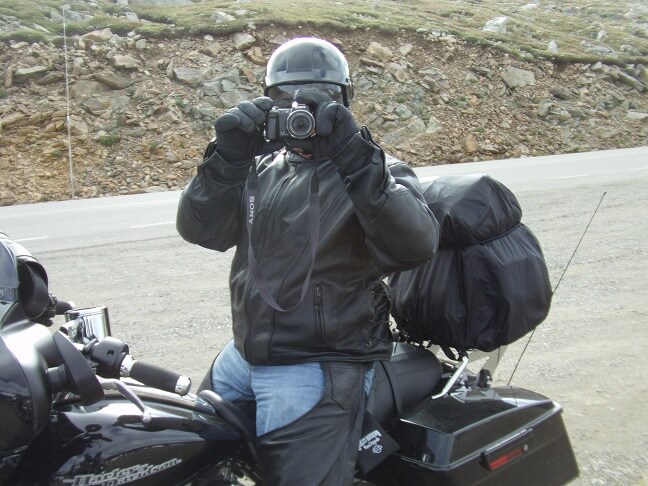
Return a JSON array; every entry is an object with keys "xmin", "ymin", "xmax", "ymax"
[{"xmin": 177, "ymin": 131, "xmax": 439, "ymax": 365}]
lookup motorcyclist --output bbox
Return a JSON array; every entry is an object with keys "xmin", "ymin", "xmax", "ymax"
[{"xmin": 176, "ymin": 37, "xmax": 439, "ymax": 485}]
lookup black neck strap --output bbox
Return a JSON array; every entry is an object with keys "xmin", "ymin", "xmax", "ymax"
[{"xmin": 244, "ymin": 161, "xmax": 320, "ymax": 312}]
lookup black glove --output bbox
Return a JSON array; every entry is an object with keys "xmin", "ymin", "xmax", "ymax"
[
  {"xmin": 215, "ymin": 96, "xmax": 283, "ymax": 165},
  {"xmin": 290, "ymin": 90, "xmax": 360, "ymax": 160}
]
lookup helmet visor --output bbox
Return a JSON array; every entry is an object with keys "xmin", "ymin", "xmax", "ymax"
[{"xmin": 267, "ymin": 83, "xmax": 344, "ymax": 107}]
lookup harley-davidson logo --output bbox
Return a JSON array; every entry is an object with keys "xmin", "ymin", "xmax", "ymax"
[
  {"xmin": 359, "ymin": 429, "xmax": 383, "ymax": 454},
  {"xmin": 62, "ymin": 458, "xmax": 182, "ymax": 485}
]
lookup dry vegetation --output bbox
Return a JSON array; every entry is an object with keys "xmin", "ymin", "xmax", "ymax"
[{"xmin": 1, "ymin": 0, "xmax": 647, "ymax": 64}]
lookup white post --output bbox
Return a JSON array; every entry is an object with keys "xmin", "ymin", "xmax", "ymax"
[{"xmin": 61, "ymin": 5, "xmax": 75, "ymax": 198}]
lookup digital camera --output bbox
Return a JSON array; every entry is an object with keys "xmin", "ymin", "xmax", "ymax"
[{"xmin": 265, "ymin": 103, "xmax": 316, "ymax": 141}]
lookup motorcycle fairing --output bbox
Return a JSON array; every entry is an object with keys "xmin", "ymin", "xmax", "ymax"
[
  {"xmin": 0, "ymin": 235, "xmax": 51, "ymax": 327},
  {"xmin": 0, "ymin": 323, "xmax": 54, "ymax": 462},
  {"xmin": 0, "ymin": 236, "xmax": 20, "ymax": 326},
  {"xmin": 15, "ymin": 391, "xmax": 245, "ymax": 485}
]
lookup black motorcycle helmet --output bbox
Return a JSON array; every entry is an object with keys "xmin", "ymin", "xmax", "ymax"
[{"xmin": 264, "ymin": 37, "xmax": 354, "ymax": 107}]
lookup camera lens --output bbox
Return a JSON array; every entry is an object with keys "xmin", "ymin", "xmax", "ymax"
[{"xmin": 286, "ymin": 109, "xmax": 315, "ymax": 139}]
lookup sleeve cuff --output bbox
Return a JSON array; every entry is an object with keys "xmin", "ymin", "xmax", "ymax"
[
  {"xmin": 332, "ymin": 130, "xmax": 381, "ymax": 177},
  {"xmin": 200, "ymin": 143, "xmax": 253, "ymax": 183}
]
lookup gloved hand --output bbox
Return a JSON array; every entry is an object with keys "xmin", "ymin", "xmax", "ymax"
[
  {"xmin": 215, "ymin": 96, "xmax": 283, "ymax": 165},
  {"xmin": 290, "ymin": 90, "xmax": 360, "ymax": 161}
]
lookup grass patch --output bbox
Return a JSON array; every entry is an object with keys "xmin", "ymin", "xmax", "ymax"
[
  {"xmin": 0, "ymin": 0, "xmax": 646, "ymax": 63},
  {"xmin": 54, "ymin": 14, "xmax": 140, "ymax": 37},
  {"xmin": 149, "ymin": 141, "xmax": 162, "ymax": 154},
  {"xmin": 0, "ymin": 0, "xmax": 62, "ymax": 24},
  {"xmin": 97, "ymin": 135, "xmax": 120, "ymax": 147},
  {"xmin": 0, "ymin": 28, "xmax": 49, "ymax": 44},
  {"xmin": 133, "ymin": 23, "xmax": 178, "ymax": 39}
]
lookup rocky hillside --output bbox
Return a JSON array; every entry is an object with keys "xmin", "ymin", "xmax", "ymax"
[{"xmin": 1, "ymin": 23, "xmax": 647, "ymax": 205}]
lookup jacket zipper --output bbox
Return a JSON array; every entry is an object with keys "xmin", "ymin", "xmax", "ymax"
[{"xmin": 314, "ymin": 283, "xmax": 325, "ymax": 344}]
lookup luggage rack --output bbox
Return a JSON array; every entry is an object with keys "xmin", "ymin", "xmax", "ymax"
[
  {"xmin": 428, "ymin": 345, "xmax": 508, "ymax": 399},
  {"xmin": 390, "ymin": 327, "xmax": 509, "ymax": 398}
]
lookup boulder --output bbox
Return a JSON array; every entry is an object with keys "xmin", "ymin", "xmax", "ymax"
[
  {"xmin": 550, "ymin": 87, "xmax": 574, "ymax": 100},
  {"xmin": 202, "ymin": 80, "xmax": 223, "ymax": 96},
  {"xmin": 388, "ymin": 63, "xmax": 408, "ymax": 82},
  {"xmin": 82, "ymin": 29, "xmax": 114, "ymax": 43},
  {"xmin": 67, "ymin": 117, "xmax": 89, "ymax": 135},
  {"xmin": 0, "ymin": 112, "xmax": 26, "ymax": 128},
  {"xmin": 463, "ymin": 134, "xmax": 479, "ymax": 154},
  {"xmin": 366, "ymin": 42, "xmax": 393, "ymax": 61},
  {"xmin": 548, "ymin": 40, "xmax": 559, "ymax": 54},
  {"xmin": 626, "ymin": 110, "xmax": 648, "ymax": 121},
  {"xmin": 483, "ymin": 17, "xmax": 509, "ymax": 34},
  {"xmin": 638, "ymin": 65, "xmax": 648, "ymax": 83},
  {"xmin": 426, "ymin": 115, "xmax": 443, "ymax": 134},
  {"xmin": 201, "ymin": 42, "xmax": 222, "ymax": 57},
  {"xmin": 537, "ymin": 101, "xmax": 553, "ymax": 118},
  {"xmin": 399, "ymin": 43, "xmax": 413, "ymax": 56},
  {"xmin": 233, "ymin": 32, "xmax": 256, "ymax": 51},
  {"xmin": 13, "ymin": 66, "xmax": 49, "ymax": 83},
  {"xmin": 71, "ymin": 80, "xmax": 108, "ymax": 99},
  {"xmin": 35, "ymin": 72, "xmax": 64, "ymax": 85},
  {"xmin": 0, "ymin": 192, "xmax": 16, "ymax": 207},
  {"xmin": 501, "ymin": 66, "xmax": 536, "ymax": 89},
  {"xmin": 173, "ymin": 67, "xmax": 211, "ymax": 86},
  {"xmin": 112, "ymin": 55, "xmax": 139, "ymax": 71},
  {"xmin": 212, "ymin": 11, "xmax": 235, "ymax": 22},
  {"xmin": 81, "ymin": 97, "xmax": 113, "ymax": 115},
  {"xmin": 246, "ymin": 47, "xmax": 266, "ymax": 65},
  {"xmin": 618, "ymin": 71, "xmax": 645, "ymax": 92},
  {"xmin": 95, "ymin": 72, "xmax": 136, "ymax": 90},
  {"xmin": 219, "ymin": 90, "xmax": 247, "ymax": 107}
]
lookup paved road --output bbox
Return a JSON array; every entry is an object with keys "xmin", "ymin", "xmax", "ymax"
[
  {"xmin": 1, "ymin": 147, "xmax": 647, "ymax": 484},
  {"xmin": 1, "ymin": 146, "xmax": 647, "ymax": 253}
]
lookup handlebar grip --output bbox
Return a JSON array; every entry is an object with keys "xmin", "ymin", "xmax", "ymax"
[
  {"xmin": 127, "ymin": 360, "xmax": 191, "ymax": 396},
  {"xmin": 55, "ymin": 299, "xmax": 74, "ymax": 315}
]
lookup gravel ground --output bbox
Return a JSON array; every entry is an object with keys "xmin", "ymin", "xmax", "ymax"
[{"xmin": 38, "ymin": 176, "xmax": 648, "ymax": 485}]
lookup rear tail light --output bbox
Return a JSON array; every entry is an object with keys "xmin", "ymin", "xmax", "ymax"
[{"xmin": 481, "ymin": 429, "xmax": 533, "ymax": 472}]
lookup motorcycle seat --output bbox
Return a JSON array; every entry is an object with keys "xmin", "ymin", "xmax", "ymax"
[
  {"xmin": 198, "ymin": 389, "xmax": 258, "ymax": 461},
  {"xmin": 366, "ymin": 342, "xmax": 443, "ymax": 426},
  {"xmin": 197, "ymin": 343, "xmax": 442, "ymax": 440}
]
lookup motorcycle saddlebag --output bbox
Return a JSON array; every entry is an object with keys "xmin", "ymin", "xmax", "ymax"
[
  {"xmin": 365, "ymin": 387, "xmax": 579, "ymax": 485},
  {"xmin": 389, "ymin": 174, "xmax": 552, "ymax": 352}
]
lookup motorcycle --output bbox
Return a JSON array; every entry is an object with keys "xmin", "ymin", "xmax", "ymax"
[{"xmin": 0, "ymin": 234, "xmax": 579, "ymax": 485}]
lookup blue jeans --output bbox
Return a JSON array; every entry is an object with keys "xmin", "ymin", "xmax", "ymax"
[{"xmin": 211, "ymin": 340, "xmax": 374, "ymax": 436}]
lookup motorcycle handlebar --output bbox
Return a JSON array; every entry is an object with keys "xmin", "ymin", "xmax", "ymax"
[
  {"xmin": 121, "ymin": 355, "xmax": 192, "ymax": 396},
  {"xmin": 83, "ymin": 335, "xmax": 191, "ymax": 396},
  {"xmin": 55, "ymin": 299, "xmax": 74, "ymax": 315}
]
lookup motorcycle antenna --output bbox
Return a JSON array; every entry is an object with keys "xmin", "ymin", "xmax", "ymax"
[{"xmin": 507, "ymin": 191, "xmax": 607, "ymax": 386}]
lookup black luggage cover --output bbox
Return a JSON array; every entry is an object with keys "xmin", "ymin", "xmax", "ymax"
[{"xmin": 389, "ymin": 174, "xmax": 552, "ymax": 351}]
